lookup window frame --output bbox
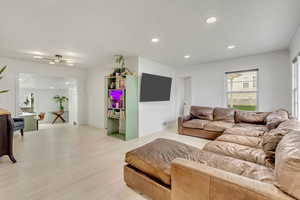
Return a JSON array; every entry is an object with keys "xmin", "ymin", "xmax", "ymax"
[
  {"xmin": 292, "ymin": 56, "xmax": 300, "ymax": 119},
  {"xmin": 224, "ymin": 68, "xmax": 259, "ymax": 111},
  {"xmin": 242, "ymin": 81, "xmax": 249, "ymax": 89}
]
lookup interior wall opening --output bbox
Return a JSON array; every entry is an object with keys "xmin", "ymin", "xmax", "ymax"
[{"xmin": 16, "ymin": 73, "xmax": 78, "ymax": 130}]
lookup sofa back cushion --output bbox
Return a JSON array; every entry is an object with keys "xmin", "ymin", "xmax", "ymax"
[
  {"xmin": 213, "ymin": 107, "xmax": 235, "ymax": 123},
  {"xmin": 190, "ymin": 106, "xmax": 214, "ymax": 121},
  {"xmin": 262, "ymin": 129, "xmax": 289, "ymax": 167},
  {"xmin": 278, "ymin": 119, "xmax": 300, "ymax": 131},
  {"xmin": 265, "ymin": 109, "xmax": 289, "ymax": 130},
  {"xmin": 236, "ymin": 110, "xmax": 269, "ymax": 124},
  {"xmin": 275, "ymin": 130, "xmax": 300, "ymax": 199}
]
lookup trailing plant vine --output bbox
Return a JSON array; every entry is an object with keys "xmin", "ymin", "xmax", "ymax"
[{"xmin": 0, "ymin": 65, "xmax": 8, "ymax": 94}]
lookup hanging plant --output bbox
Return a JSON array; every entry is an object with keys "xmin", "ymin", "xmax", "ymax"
[
  {"xmin": 24, "ymin": 97, "xmax": 30, "ymax": 106},
  {"xmin": 0, "ymin": 65, "xmax": 9, "ymax": 94},
  {"xmin": 30, "ymin": 93, "xmax": 34, "ymax": 108}
]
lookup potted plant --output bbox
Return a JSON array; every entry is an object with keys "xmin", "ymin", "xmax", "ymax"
[
  {"xmin": 30, "ymin": 93, "xmax": 34, "ymax": 110},
  {"xmin": 24, "ymin": 97, "xmax": 30, "ymax": 107},
  {"xmin": 114, "ymin": 55, "xmax": 126, "ymax": 74},
  {"xmin": 0, "ymin": 65, "xmax": 8, "ymax": 94},
  {"xmin": 53, "ymin": 95, "xmax": 68, "ymax": 111}
]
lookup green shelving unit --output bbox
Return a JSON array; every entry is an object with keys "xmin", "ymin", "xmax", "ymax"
[{"xmin": 105, "ymin": 75, "xmax": 138, "ymax": 141}]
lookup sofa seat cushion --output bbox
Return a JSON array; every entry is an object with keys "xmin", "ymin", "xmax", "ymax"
[
  {"xmin": 234, "ymin": 123, "xmax": 268, "ymax": 132},
  {"xmin": 187, "ymin": 150, "xmax": 274, "ymax": 183},
  {"xmin": 125, "ymin": 138, "xmax": 198, "ymax": 185},
  {"xmin": 275, "ymin": 130, "xmax": 300, "ymax": 200},
  {"xmin": 213, "ymin": 107, "xmax": 235, "ymax": 123},
  {"xmin": 224, "ymin": 127, "xmax": 265, "ymax": 137},
  {"xmin": 216, "ymin": 134, "xmax": 262, "ymax": 148},
  {"xmin": 262, "ymin": 129, "xmax": 289, "ymax": 166},
  {"xmin": 236, "ymin": 111, "xmax": 269, "ymax": 124},
  {"xmin": 190, "ymin": 106, "xmax": 214, "ymax": 120},
  {"xmin": 14, "ymin": 121, "xmax": 24, "ymax": 129},
  {"xmin": 182, "ymin": 119, "xmax": 209, "ymax": 129},
  {"xmin": 203, "ymin": 141, "xmax": 267, "ymax": 166},
  {"xmin": 203, "ymin": 121, "xmax": 234, "ymax": 132}
]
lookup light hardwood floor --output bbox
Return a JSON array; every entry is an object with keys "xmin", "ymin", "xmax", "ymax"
[{"xmin": 0, "ymin": 124, "xmax": 208, "ymax": 200}]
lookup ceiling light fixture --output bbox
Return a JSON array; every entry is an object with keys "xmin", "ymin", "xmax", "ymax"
[
  {"xmin": 227, "ymin": 45, "xmax": 236, "ymax": 49},
  {"xmin": 30, "ymin": 51, "xmax": 44, "ymax": 55},
  {"xmin": 54, "ymin": 54, "xmax": 63, "ymax": 63},
  {"xmin": 35, "ymin": 54, "xmax": 75, "ymax": 66},
  {"xmin": 206, "ymin": 17, "xmax": 217, "ymax": 24},
  {"xmin": 184, "ymin": 55, "xmax": 191, "ymax": 59},
  {"xmin": 151, "ymin": 38, "xmax": 160, "ymax": 43}
]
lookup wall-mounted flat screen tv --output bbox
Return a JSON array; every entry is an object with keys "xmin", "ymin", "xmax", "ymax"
[{"xmin": 140, "ymin": 73, "xmax": 172, "ymax": 102}]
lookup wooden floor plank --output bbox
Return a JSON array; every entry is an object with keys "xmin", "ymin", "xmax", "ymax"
[{"xmin": 0, "ymin": 124, "xmax": 208, "ymax": 200}]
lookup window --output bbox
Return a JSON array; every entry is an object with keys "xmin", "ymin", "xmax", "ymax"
[
  {"xmin": 293, "ymin": 56, "xmax": 300, "ymax": 119},
  {"xmin": 226, "ymin": 69, "xmax": 258, "ymax": 111},
  {"xmin": 243, "ymin": 82, "xmax": 249, "ymax": 88},
  {"xmin": 252, "ymin": 76, "xmax": 256, "ymax": 88}
]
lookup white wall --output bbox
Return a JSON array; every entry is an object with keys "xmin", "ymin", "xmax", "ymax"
[
  {"xmin": 86, "ymin": 56, "xmax": 177, "ymax": 137},
  {"xmin": 87, "ymin": 56, "xmax": 139, "ymax": 129},
  {"xmin": 290, "ymin": 25, "xmax": 300, "ymax": 61},
  {"xmin": 0, "ymin": 57, "xmax": 88, "ymax": 124},
  {"xmin": 177, "ymin": 50, "xmax": 292, "ymax": 112},
  {"xmin": 138, "ymin": 57, "xmax": 177, "ymax": 137},
  {"xmin": 87, "ymin": 66, "xmax": 111, "ymax": 128},
  {"xmin": 87, "ymin": 50, "xmax": 291, "ymax": 136}
]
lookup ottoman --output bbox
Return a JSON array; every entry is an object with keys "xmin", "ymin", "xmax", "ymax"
[{"xmin": 124, "ymin": 138, "xmax": 199, "ymax": 200}]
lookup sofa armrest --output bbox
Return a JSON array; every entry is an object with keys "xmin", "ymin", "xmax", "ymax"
[
  {"xmin": 178, "ymin": 115, "xmax": 192, "ymax": 134},
  {"xmin": 171, "ymin": 158, "xmax": 294, "ymax": 200}
]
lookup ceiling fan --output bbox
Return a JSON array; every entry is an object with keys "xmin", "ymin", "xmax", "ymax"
[{"xmin": 33, "ymin": 54, "xmax": 75, "ymax": 66}]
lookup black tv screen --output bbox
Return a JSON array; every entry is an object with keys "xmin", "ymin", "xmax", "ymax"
[{"xmin": 140, "ymin": 73, "xmax": 172, "ymax": 102}]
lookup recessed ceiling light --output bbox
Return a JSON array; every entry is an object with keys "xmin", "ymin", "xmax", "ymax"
[
  {"xmin": 33, "ymin": 55, "xmax": 43, "ymax": 59},
  {"xmin": 67, "ymin": 63, "xmax": 74, "ymax": 66},
  {"xmin": 206, "ymin": 17, "xmax": 217, "ymax": 24},
  {"xmin": 49, "ymin": 61, "xmax": 55, "ymax": 65},
  {"xmin": 184, "ymin": 55, "xmax": 191, "ymax": 59},
  {"xmin": 151, "ymin": 38, "xmax": 160, "ymax": 43},
  {"xmin": 227, "ymin": 45, "xmax": 236, "ymax": 49},
  {"xmin": 49, "ymin": 86, "xmax": 54, "ymax": 89}
]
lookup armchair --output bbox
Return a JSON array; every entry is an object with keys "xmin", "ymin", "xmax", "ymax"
[{"xmin": 13, "ymin": 117, "xmax": 24, "ymax": 136}]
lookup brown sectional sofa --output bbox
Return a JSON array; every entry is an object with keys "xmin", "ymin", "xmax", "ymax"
[
  {"xmin": 178, "ymin": 106, "xmax": 283, "ymax": 139},
  {"xmin": 124, "ymin": 107, "xmax": 300, "ymax": 200}
]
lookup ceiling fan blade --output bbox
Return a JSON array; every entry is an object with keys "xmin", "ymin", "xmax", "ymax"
[{"xmin": 42, "ymin": 57, "xmax": 54, "ymax": 61}]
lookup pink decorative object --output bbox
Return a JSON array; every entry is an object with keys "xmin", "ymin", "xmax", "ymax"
[{"xmin": 109, "ymin": 90, "xmax": 124, "ymax": 108}]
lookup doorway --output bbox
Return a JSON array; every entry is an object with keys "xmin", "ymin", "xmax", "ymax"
[
  {"xmin": 183, "ymin": 77, "xmax": 192, "ymax": 115},
  {"xmin": 176, "ymin": 76, "xmax": 192, "ymax": 117},
  {"xmin": 16, "ymin": 73, "xmax": 78, "ymax": 130}
]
